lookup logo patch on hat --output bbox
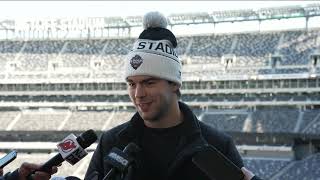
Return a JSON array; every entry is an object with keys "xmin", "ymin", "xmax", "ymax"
[{"xmin": 130, "ymin": 54, "xmax": 143, "ymax": 70}]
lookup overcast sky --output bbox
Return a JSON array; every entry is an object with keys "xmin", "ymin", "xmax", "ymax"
[{"xmin": 0, "ymin": 1, "xmax": 318, "ymax": 18}]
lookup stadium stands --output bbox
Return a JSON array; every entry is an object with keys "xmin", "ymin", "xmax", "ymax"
[
  {"xmin": 299, "ymin": 109, "xmax": 320, "ymax": 133},
  {"xmin": 61, "ymin": 111, "xmax": 112, "ymax": 131},
  {"xmin": 0, "ymin": 19, "xmax": 319, "ymax": 180},
  {"xmin": 0, "ymin": 111, "xmax": 19, "ymax": 130},
  {"xmin": 0, "ymin": 109, "xmax": 136, "ymax": 132},
  {"xmin": 201, "ymin": 112, "xmax": 248, "ymax": 132},
  {"xmin": 11, "ymin": 110, "xmax": 68, "ymax": 131},
  {"xmin": 200, "ymin": 106, "xmax": 320, "ymax": 134},
  {"xmin": 302, "ymin": 111, "xmax": 320, "ymax": 134},
  {"xmin": 104, "ymin": 110, "xmax": 133, "ymax": 129},
  {"xmin": 273, "ymin": 153, "xmax": 320, "ymax": 180},
  {"xmin": 1, "ymin": 107, "xmax": 320, "ymax": 135},
  {"xmin": 0, "ymin": 28, "xmax": 319, "ymax": 78},
  {"xmin": 278, "ymin": 30, "xmax": 320, "ymax": 66},
  {"xmin": 250, "ymin": 106, "xmax": 299, "ymax": 133},
  {"xmin": 243, "ymin": 157, "xmax": 290, "ymax": 179},
  {"xmin": 187, "ymin": 34, "xmax": 233, "ymax": 64}
]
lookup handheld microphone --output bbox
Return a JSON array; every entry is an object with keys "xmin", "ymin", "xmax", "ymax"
[
  {"xmin": 192, "ymin": 145, "xmax": 244, "ymax": 180},
  {"xmin": 103, "ymin": 142, "xmax": 140, "ymax": 180},
  {"xmin": 51, "ymin": 176, "xmax": 81, "ymax": 180},
  {"xmin": 65, "ymin": 176, "xmax": 81, "ymax": 180},
  {"xmin": 85, "ymin": 171, "xmax": 99, "ymax": 180},
  {"xmin": 35, "ymin": 129, "xmax": 97, "ymax": 173},
  {"xmin": 0, "ymin": 150, "xmax": 17, "ymax": 168}
]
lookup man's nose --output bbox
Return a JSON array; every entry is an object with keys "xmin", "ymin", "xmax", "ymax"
[{"xmin": 135, "ymin": 84, "xmax": 146, "ymax": 98}]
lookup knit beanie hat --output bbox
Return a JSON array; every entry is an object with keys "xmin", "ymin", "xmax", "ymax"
[{"xmin": 124, "ymin": 11, "xmax": 182, "ymax": 86}]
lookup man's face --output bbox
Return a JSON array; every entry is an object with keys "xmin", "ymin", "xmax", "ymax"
[{"xmin": 126, "ymin": 75, "xmax": 177, "ymax": 122}]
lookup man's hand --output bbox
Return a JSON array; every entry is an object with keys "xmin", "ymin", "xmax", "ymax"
[
  {"xmin": 241, "ymin": 167, "xmax": 255, "ymax": 180},
  {"xmin": 18, "ymin": 162, "xmax": 58, "ymax": 180}
]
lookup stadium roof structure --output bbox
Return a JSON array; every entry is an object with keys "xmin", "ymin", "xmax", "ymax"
[
  {"xmin": 211, "ymin": 9, "xmax": 258, "ymax": 22},
  {"xmin": 104, "ymin": 16, "xmax": 130, "ymax": 29},
  {"xmin": 304, "ymin": 3, "xmax": 320, "ymax": 16},
  {"xmin": 1, "ymin": 3, "xmax": 320, "ymax": 31},
  {"xmin": 115, "ymin": 3, "xmax": 320, "ymax": 28},
  {"xmin": 167, "ymin": 12, "xmax": 214, "ymax": 25},
  {"xmin": 124, "ymin": 16, "xmax": 143, "ymax": 27},
  {"xmin": 0, "ymin": 19, "xmax": 14, "ymax": 31},
  {"xmin": 168, "ymin": 4, "xmax": 320, "ymax": 25}
]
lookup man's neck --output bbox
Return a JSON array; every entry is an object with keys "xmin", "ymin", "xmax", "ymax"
[{"xmin": 144, "ymin": 101, "xmax": 183, "ymax": 128}]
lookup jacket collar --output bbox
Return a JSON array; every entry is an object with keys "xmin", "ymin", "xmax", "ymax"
[
  {"xmin": 114, "ymin": 101, "xmax": 209, "ymax": 178},
  {"xmin": 116, "ymin": 101, "xmax": 202, "ymax": 144}
]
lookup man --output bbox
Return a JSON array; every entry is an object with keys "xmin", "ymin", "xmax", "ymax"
[
  {"xmin": 0, "ymin": 162, "xmax": 57, "ymax": 180},
  {"xmin": 85, "ymin": 11, "xmax": 262, "ymax": 180}
]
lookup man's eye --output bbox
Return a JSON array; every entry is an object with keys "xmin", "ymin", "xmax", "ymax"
[{"xmin": 147, "ymin": 81, "xmax": 155, "ymax": 85}]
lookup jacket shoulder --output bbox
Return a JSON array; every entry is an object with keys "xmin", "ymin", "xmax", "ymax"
[
  {"xmin": 100, "ymin": 121, "xmax": 130, "ymax": 145},
  {"xmin": 199, "ymin": 120, "xmax": 233, "ymax": 146},
  {"xmin": 84, "ymin": 121, "xmax": 131, "ymax": 179},
  {"xmin": 198, "ymin": 121, "xmax": 244, "ymax": 168}
]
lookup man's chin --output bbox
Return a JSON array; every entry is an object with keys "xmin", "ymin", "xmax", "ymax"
[
  {"xmin": 139, "ymin": 112, "xmax": 157, "ymax": 122},
  {"xmin": 140, "ymin": 113, "xmax": 152, "ymax": 121}
]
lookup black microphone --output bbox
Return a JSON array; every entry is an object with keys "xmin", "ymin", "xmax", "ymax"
[
  {"xmin": 32, "ymin": 129, "xmax": 97, "ymax": 174},
  {"xmin": 103, "ymin": 142, "xmax": 140, "ymax": 180},
  {"xmin": 51, "ymin": 176, "xmax": 81, "ymax": 180},
  {"xmin": 192, "ymin": 145, "xmax": 244, "ymax": 180},
  {"xmin": 85, "ymin": 171, "xmax": 99, "ymax": 180},
  {"xmin": 65, "ymin": 176, "xmax": 81, "ymax": 180}
]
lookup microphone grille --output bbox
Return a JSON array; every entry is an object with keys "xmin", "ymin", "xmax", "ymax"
[
  {"xmin": 123, "ymin": 142, "xmax": 141, "ymax": 155},
  {"xmin": 77, "ymin": 129, "xmax": 97, "ymax": 148}
]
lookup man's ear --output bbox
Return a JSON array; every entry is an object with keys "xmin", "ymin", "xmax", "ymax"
[
  {"xmin": 168, "ymin": 80, "xmax": 181, "ymax": 92},
  {"xmin": 168, "ymin": 81, "xmax": 180, "ymax": 91}
]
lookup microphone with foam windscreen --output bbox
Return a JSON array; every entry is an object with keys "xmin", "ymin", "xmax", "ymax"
[
  {"xmin": 27, "ymin": 129, "xmax": 97, "ymax": 177},
  {"xmin": 102, "ymin": 142, "xmax": 141, "ymax": 180}
]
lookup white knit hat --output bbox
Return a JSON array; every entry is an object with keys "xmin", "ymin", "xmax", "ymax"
[{"xmin": 124, "ymin": 11, "xmax": 182, "ymax": 86}]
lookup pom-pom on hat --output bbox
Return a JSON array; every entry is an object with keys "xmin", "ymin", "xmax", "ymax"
[{"xmin": 124, "ymin": 11, "xmax": 182, "ymax": 86}]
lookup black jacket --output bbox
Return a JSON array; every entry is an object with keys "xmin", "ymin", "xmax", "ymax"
[{"xmin": 85, "ymin": 102, "xmax": 259, "ymax": 180}]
